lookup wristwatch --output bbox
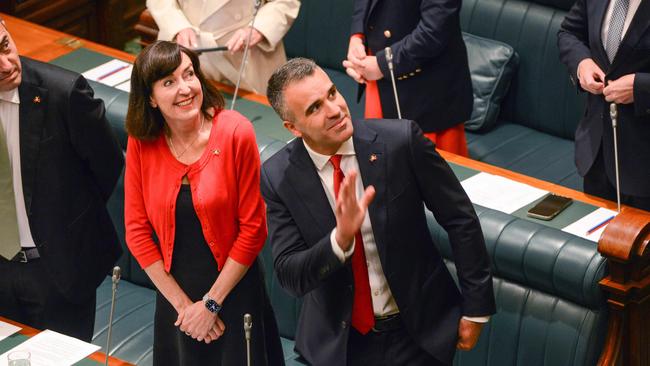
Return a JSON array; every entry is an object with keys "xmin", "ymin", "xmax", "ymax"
[{"xmin": 202, "ymin": 294, "xmax": 222, "ymax": 315}]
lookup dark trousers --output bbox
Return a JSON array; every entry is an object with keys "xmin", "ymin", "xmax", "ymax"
[
  {"xmin": 0, "ymin": 258, "xmax": 96, "ymax": 341},
  {"xmin": 346, "ymin": 320, "xmax": 448, "ymax": 366},
  {"xmin": 584, "ymin": 148, "xmax": 650, "ymax": 212}
]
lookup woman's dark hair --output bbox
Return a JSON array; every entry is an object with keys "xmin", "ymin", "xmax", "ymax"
[{"xmin": 126, "ymin": 41, "xmax": 224, "ymax": 140}]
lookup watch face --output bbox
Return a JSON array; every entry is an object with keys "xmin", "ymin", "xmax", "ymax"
[{"xmin": 205, "ymin": 299, "xmax": 221, "ymax": 314}]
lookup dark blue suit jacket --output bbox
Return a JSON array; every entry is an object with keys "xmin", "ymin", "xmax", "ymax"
[
  {"xmin": 350, "ymin": 0, "xmax": 473, "ymax": 133},
  {"xmin": 558, "ymin": 0, "xmax": 650, "ymax": 197},
  {"xmin": 261, "ymin": 119, "xmax": 495, "ymax": 365},
  {"xmin": 18, "ymin": 57, "xmax": 124, "ymax": 302}
]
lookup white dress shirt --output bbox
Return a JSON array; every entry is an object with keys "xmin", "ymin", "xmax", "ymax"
[
  {"xmin": 303, "ymin": 138, "xmax": 399, "ymax": 316},
  {"xmin": 601, "ymin": 0, "xmax": 643, "ymax": 47},
  {"xmin": 303, "ymin": 138, "xmax": 489, "ymax": 323},
  {"xmin": 0, "ymin": 88, "xmax": 36, "ymax": 248}
]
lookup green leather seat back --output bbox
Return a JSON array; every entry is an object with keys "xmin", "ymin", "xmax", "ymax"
[
  {"xmin": 460, "ymin": 0, "xmax": 586, "ymax": 140},
  {"xmin": 428, "ymin": 205, "xmax": 608, "ymax": 366}
]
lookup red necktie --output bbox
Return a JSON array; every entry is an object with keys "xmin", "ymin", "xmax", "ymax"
[{"xmin": 330, "ymin": 155, "xmax": 375, "ymax": 334}]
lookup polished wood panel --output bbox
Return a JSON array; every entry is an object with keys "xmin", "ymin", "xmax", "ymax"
[{"xmin": 0, "ymin": 317, "xmax": 133, "ymax": 366}]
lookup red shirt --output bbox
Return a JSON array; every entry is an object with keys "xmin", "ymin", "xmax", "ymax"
[{"xmin": 125, "ymin": 109, "xmax": 267, "ymax": 271}]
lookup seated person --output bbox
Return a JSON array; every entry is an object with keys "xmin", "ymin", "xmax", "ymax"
[{"xmin": 147, "ymin": 0, "xmax": 300, "ymax": 94}]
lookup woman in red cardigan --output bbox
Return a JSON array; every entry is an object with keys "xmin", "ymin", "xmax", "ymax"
[{"xmin": 124, "ymin": 41, "xmax": 283, "ymax": 365}]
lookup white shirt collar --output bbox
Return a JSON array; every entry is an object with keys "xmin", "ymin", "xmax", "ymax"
[
  {"xmin": 303, "ymin": 137, "xmax": 356, "ymax": 171},
  {"xmin": 0, "ymin": 88, "xmax": 20, "ymax": 104}
]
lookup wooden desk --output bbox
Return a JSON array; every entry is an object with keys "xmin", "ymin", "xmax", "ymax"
[
  {"xmin": 4, "ymin": 13, "xmax": 649, "ymax": 366},
  {"xmin": 0, "ymin": 317, "xmax": 132, "ymax": 366}
]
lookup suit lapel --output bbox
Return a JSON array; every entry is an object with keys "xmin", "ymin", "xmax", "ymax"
[
  {"xmin": 353, "ymin": 122, "xmax": 387, "ymax": 263},
  {"xmin": 18, "ymin": 80, "xmax": 48, "ymax": 214},
  {"xmin": 286, "ymin": 139, "xmax": 337, "ymax": 238},
  {"xmin": 591, "ymin": 0, "xmax": 611, "ymax": 69},
  {"xmin": 609, "ymin": 0, "xmax": 650, "ymax": 72}
]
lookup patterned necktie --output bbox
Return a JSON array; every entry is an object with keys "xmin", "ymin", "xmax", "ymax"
[
  {"xmin": 0, "ymin": 116, "xmax": 21, "ymax": 260},
  {"xmin": 330, "ymin": 155, "xmax": 375, "ymax": 334},
  {"xmin": 605, "ymin": 0, "xmax": 630, "ymax": 62}
]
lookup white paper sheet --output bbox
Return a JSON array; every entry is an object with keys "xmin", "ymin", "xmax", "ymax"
[
  {"xmin": 0, "ymin": 321, "xmax": 20, "ymax": 342},
  {"xmin": 114, "ymin": 80, "xmax": 131, "ymax": 93},
  {"xmin": 82, "ymin": 59, "xmax": 133, "ymax": 87},
  {"xmin": 460, "ymin": 172, "xmax": 548, "ymax": 214},
  {"xmin": 0, "ymin": 330, "xmax": 100, "ymax": 366},
  {"xmin": 562, "ymin": 207, "xmax": 618, "ymax": 242}
]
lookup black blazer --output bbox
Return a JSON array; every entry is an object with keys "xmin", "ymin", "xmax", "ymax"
[
  {"xmin": 558, "ymin": 0, "xmax": 650, "ymax": 197},
  {"xmin": 18, "ymin": 57, "xmax": 124, "ymax": 302},
  {"xmin": 350, "ymin": 0, "xmax": 473, "ymax": 133},
  {"xmin": 261, "ymin": 119, "xmax": 495, "ymax": 365}
]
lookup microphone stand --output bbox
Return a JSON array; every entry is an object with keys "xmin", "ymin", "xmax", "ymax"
[
  {"xmin": 384, "ymin": 47, "xmax": 402, "ymax": 119},
  {"xmin": 244, "ymin": 314, "xmax": 252, "ymax": 366},
  {"xmin": 609, "ymin": 103, "xmax": 622, "ymax": 213},
  {"xmin": 231, "ymin": 0, "xmax": 262, "ymax": 110},
  {"xmin": 105, "ymin": 266, "xmax": 121, "ymax": 366}
]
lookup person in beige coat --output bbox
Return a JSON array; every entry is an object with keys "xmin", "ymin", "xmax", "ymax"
[{"xmin": 147, "ymin": 0, "xmax": 300, "ymax": 94}]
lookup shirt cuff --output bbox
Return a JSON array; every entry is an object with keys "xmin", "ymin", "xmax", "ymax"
[
  {"xmin": 462, "ymin": 316, "xmax": 490, "ymax": 323},
  {"xmin": 330, "ymin": 229, "xmax": 355, "ymax": 263}
]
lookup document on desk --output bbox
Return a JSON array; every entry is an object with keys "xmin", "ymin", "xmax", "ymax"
[
  {"xmin": 0, "ymin": 330, "xmax": 100, "ymax": 366},
  {"xmin": 82, "ymin": 59, "xmax": 133, "ymax": 88},
  {"xmin": 562, "ymin": 207, "xmax": 618, "ymax": 242},
  {"xmin": 461, "ymin": 172, "xmax": 548, "ymax": 214},
  {"xmin": 0, "ymin": 321, "xmax": 20, "ymax": 342}
]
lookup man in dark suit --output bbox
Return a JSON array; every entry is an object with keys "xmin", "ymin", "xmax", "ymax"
[
  {"xmin": 558, "ymin": 0, "xmax": 650, "ymax": 211},
  {"xmin": 0, "ymin": 18, "xmax": 123, "ymax": 341},
  {"xmin": 343, "ymin": 0, "xmax": 473, "ymax": 156},
  {"xmin": 262, "ymin": 58, "xmax": 495, "ymax": 366}
]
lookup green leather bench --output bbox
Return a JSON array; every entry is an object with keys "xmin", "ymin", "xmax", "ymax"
[{"xmin": 283, "ymin": 0, "xmax": 585, "ymax": 191}]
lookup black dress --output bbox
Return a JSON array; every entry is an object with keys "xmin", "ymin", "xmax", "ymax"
[{"xmin": 153, "ymin": 184, "xmax": 284, "ymax": 365}]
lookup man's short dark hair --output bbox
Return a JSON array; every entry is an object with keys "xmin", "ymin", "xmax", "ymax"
[{"xmin": 266, "ymin": 57, "xmax": 318, "ymax": 121}]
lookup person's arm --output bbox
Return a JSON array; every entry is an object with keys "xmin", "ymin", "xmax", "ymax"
[
  {"xmin": 374, "ymin": 0, "xmax": 462, "ymax": 78},
  {"xmin": 557, "ymin": 0, "xmax": 597, "ymax": 91},
  {"xmin": 633, "ymin": 72, "xmax": 650, "ymax": 116},
  {"xmin": 252, "ymin": 0, "xmax": 300, "ymax": 51},
  {"xmin": 406, "ymin": 120, "xmax": 495, "ymax": 317},
  {"xmin": 146, "ymin": 0, "xmax": 196, "ymax": 42},
  {"xmin": 176, "ymin": 117, "xmax": 266, "ymax": 340},
  {"xmin": 66, "ymin": 75, "xmax": 123, "ymax": 202}
]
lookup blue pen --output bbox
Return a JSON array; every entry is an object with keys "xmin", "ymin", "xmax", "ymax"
[{"xmin": 586, "ymin": 215, "xmax": 615, "ymax": 235}]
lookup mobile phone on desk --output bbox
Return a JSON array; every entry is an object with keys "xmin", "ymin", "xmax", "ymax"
[{"xmin": 526, "ymin": 194, "xmax": 573, "ymax": 220}]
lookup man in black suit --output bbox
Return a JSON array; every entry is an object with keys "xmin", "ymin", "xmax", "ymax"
[
  {"xmin": 558, "ymin": 0, "xmax": 650, "ymax": 211},
  {"xmin": 262, "ymin": 58, "xmax": 495, "ymax": 366},
  {"xmin": 342, "ymin": 0, "xmax": 472, "ymax": 155},
  {"xmin": 0, "ymin": 18, "xmax": 123, "ymax": 341}
]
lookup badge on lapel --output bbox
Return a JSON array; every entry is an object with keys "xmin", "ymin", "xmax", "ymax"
[
  {"xmin": 33, "ymin": 96, "xmax": 41, "ymax": 104},
  {"xmin": 369, "ymin": 153, "xmax": 378, "ymax": 163}
]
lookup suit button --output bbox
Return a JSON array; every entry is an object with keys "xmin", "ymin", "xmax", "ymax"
[
  {"xmin": 646, "ymin": 108, "xmax": 650, "ymax": 114},
  {"xmin": 383, "ymin": 30, "xmax": 391, "ymax": 38},
  {"xmin": 369, "ymin": 25, "xmax": 375, "ymax": 30},
  {"xmin": 341, "ymin": 321, "xmax": 348, "ymax": 329}
]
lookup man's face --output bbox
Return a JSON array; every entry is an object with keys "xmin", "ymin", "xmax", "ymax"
[
  {"xmin": 0, "ymin": 23, "xmax": 21, "ymax": 92},
  {"xmin": 282, "ymin": 67, "xmax": 353, "ymax": 155}
]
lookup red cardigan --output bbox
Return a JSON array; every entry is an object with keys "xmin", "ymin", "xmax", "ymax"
[{"xmin": 125, "ymin": 109, "xmax": 267, "ymax": 271}]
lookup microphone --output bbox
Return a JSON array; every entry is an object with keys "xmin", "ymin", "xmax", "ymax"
[
  {"xmin": 105, "ymin": 266, "xmax": 121, "ymax": 366},
  {"xmin": 231, "ymin": 0, "xmax": 263, "ymax": 110},
  {"xmin": 609, "ymin": 103, "xmax": 622, "ymax": 213},
  {"xmin": 191, "ymin": 46, "xmax": 228, "ymax": 55},
  {"xmin": 384, "ymin": 47, "xmax": 402, "ymax": 119},
  {"xmin": 244, "ymin": 313, "xmax": 252, "ymax": 366}
]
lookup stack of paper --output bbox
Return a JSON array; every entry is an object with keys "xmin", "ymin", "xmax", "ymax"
[
  {"xmin": 0, "ymin": 330, "xmax": 100, "ymax": 366},
  {"xmin": 0, "ymin": 321, "xmax": 20, "ymax": 342},
  {"xmin": 562, "ymin": 207, "xmax": 618, "ymax": 242},
  {"xmin": 82, "ymin": 59, "xmax": 132, "ymax": 92},
  {"xmin": 461, "ymin": 172, "xmax": 548, "ymax": 214}
]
